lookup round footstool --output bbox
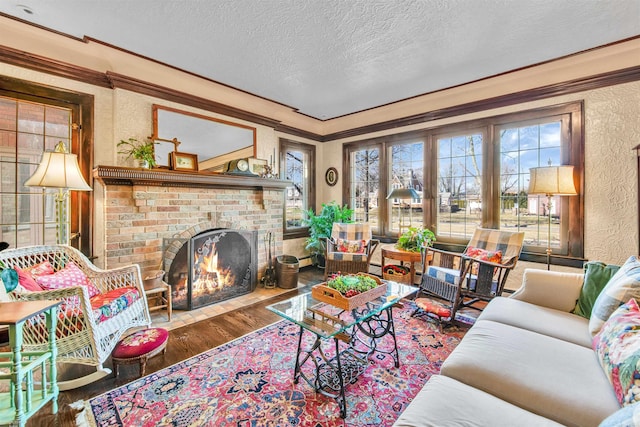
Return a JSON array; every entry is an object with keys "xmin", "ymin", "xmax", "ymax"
[{"xmin": 112, "ymin": 327, "xmax": 168, "ymax": 378}]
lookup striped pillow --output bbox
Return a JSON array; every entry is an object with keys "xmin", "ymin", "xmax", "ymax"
[{"xmin": 589, "ymin": 256, "xmax": 640, "ymax": 336}]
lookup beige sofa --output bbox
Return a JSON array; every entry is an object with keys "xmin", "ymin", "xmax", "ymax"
[{"xmin": 394, "ymin": 269, "xmax": 621, "ymax": 427}]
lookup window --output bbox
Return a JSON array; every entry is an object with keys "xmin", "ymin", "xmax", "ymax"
[
  {"xmin": 436, "ymin": 132, "xmax": 483, "ymax": 240},
  {"xmin": 498, "ymin": 118, "xmax": 570, "ymax": 254},
  {"xmin": 0, "ymin": 77, "xmax": 93, "ymax": 255},
  {"xmin": 349, "ymin": 146, "xmax": 380, "ymax": 232},
  {"xmin": 280, "ymin": 139, "xmax": 315, "ymax": 238},
  {"xmin": 388, "ymin": 141, "xmax": 424, "ymax": 234},
  {"xmin": 344, "ymin": 101, "xmax": 583, "ymax": 261}
]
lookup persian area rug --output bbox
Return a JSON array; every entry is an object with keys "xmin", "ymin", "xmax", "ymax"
[{"xmin": 78, "ymin": 301, "xmax": 468, "ymax": 427}]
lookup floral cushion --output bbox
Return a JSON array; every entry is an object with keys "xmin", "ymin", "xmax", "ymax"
[
  {"xmin": 26, "ymin": 261, "xmax": 55, "ymax": 278},
  {"xmin": 112, "ymin": 327, "xmax": 168, "ymax": 358},
  {"xmin": 36, "ymin": 261, "xmax": 101, "ymax": 298},
  {"xmin": 593, "ymin": 298, "xmax": 640, "ymax": 406},
  {"xmin": 90, "ymin": 287, "xmax": 140, "ymax": 323},
  {"xmin": 336, "ymin": 238, "xmax": 366, "ymax": 254},
  {"xmin": 415, "ymin": 298, "xmax": 452, "ymax": 318},
  {"xmin": 465, "ymin": 246, "xmax": 503, "ymax": 264},
  {"xmin": 590, "ymin": 256, "xmax": 640, "ymax": 335}
]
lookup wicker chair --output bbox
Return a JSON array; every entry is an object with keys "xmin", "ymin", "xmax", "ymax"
[
  {"xmin": 413, "ymin": 228, "xmax": 524, "ymax": 329},
  {"xmin": 0, "ymin": 245, "xmax": 151, "ymax": 390},
  {"xmin": 324, "ymin": 223, "xmax": 380, "ymax": 279}
]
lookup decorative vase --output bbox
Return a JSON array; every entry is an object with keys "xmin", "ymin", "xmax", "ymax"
[{"xmin": 137, "ymin": 159, "xmax": 150, "ymax": 169}]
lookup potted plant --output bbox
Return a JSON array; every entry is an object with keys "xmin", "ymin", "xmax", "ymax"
[
  {"xmin": 396, "ymin": 226, "xmax": 436, "ymax": 253},
  {"xmin": 117, "ymin": 137, "xmax": 157, "ymax": 169},
  {"xmin": 303, "ymin": 202, "xmax": 354, "ymax": 268}
]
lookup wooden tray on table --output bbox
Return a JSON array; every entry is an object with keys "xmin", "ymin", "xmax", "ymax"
[{"xmin": 311, "ymin": 273, "xmax": 385, "ymax": 310}]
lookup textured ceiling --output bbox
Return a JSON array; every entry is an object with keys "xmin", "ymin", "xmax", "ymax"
[{"xmin": 1, "ymin": 0, "xmax": 639, "ymax": 120}]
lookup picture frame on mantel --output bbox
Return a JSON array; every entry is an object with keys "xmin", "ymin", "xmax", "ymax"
[
  {"xmin": 171, "ymin": 152, "xmax": 199, "ymax": 172},
  {"xmin": 248, "ymin": 158, "xmax": 268, "ymax": 176}
]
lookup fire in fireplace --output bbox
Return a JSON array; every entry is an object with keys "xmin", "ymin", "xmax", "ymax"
[{"xmin": 164, "ymin": 228, "xmax": 258, "ymax": 310}]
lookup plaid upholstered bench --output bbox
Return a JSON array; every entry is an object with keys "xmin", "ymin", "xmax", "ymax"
[{"xmin": 112, "ymin": 327, "xmax": 168, "ymax": 378}]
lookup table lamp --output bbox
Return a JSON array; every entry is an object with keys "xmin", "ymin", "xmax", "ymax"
[
  {"xmin": 25, "ymin": 141, "xmax": 92, "ymax": 245},
  {"xmin": 528, "ymin": 165, "xmax": 577, "ymax": 270}
]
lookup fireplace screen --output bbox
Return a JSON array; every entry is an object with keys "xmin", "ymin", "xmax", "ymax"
[{"xmin": 165, "ymin": 229, "xmax": 258, "ymax": 310}]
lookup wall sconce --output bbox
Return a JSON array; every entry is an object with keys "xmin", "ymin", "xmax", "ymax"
[
  {"xmin": 25, "ymin": 141, "xmax": 92, "ymax": 245},
  {"xmin": 386, "ymin": 187, "xmax": 420, "ymax": 237},
  {"xmin": 528, "ymin": 165, "xmax": 577, "ymax": 270}
]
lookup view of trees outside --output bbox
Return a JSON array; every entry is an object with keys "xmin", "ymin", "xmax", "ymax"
[
  {"xmin": 389, "ymin": 141, "xmax": 424, "ymax": 234},
  {"xmin": 0, "ymin": 96, "xmax": 68, "ymax": 247},
  {"xmin": 284, "ymin": 149, "xmax": 306, "ymax": 228},
  {"xmin": 350, "ymin": 147, "xmax": 380, "ymax": 231},
  {"xmin": 437, "ymin": 133, "xmax": 483, "ymax": 239},
  {"xmin": 499, "ymin": 120, "xmax": 563, "ymax": 248}
]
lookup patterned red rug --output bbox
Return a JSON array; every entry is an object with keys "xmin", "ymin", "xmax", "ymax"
[{"xmin": 78, "ymin": 301, "xmax": 467, "ymax": 426}]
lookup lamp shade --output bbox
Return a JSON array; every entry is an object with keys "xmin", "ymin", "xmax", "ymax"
[
  {"xmin": 387, "ymin": 188, "xmax": 420, "ymax": 200},
  {"xmin": 25, "ymin": 143, "xmax": 92, "ymax": 191},
  {"xmin": 528, "ymin": 165, "xmax": 577, "ymax": 196}
]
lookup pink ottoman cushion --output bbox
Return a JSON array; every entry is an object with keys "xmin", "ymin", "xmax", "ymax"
[{"xmin": 112, "ymin": 328, "xmax": 168, "ymax": 359}]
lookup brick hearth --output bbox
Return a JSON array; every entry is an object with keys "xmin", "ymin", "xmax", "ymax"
[{"xmin": 94, "ymin": 166, "xmax": 290, "ymax": 282}]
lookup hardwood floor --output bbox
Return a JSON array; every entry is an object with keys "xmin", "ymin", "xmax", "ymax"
[{"xmin": 21, "ymin": 267, "xmax": 325, "ymax": 427}]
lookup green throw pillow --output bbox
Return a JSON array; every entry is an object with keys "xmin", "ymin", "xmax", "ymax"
[{"xmin": 573, "ymin": 261, "xmax": 620, "ymax": 319}]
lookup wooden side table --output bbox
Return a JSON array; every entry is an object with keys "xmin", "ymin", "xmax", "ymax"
[
  {"xmin": 382, "ymin": 246, "xmax": 431, "ymax": 285},
  {"xmin": 0, "ymin": 300, "xmax": 60, "ymax": 427},
  {"xmin": 145, "ymin": 282, "xmax": 172, "ymax": 321}
]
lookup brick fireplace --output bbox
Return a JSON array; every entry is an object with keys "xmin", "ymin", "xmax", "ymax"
[{"xmin": 93, "ymin": 166, "xmax": 290, "ymax": 305}]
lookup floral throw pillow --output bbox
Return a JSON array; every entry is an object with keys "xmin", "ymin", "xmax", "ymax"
[
  {"xmin": 590, "ymin": 255, "xmax": 640, "ymax": 335},
  {"xmin": 26, "ymin": 261, "xmax": 55, "ymax": 278},
  {"xmin": 36, "ymin": 261, "xmax": 101, "ymax": 298},
  {"xmin": 593, "ymin": 298, "xmax": 640, "ymax": 406},
  {"xmin": 464, "ymin": 246, "xmax": 503, "ymax": 264},
  {"xmin": 336, "ymin": 239, "xmax": 366, "ymax": 254}
]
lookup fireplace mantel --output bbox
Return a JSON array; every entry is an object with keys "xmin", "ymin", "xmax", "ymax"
[{"xmin": 93, "ymin": 165, "xmax": 291, "ymax": 191}]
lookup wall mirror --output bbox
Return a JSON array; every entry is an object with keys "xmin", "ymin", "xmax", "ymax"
[{"xmin": 152, "ymin": 104, "xmax": 257, "ymax": 171}]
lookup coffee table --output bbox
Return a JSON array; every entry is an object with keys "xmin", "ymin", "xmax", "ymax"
[{"xmin": 266, "ymin": 280, "xmax": 416, "ymax": 418}]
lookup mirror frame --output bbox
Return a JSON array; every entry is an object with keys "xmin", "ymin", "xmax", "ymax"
[{"xmin": 151, "ymin": 104, "xmax": 257, "ymax": 171}]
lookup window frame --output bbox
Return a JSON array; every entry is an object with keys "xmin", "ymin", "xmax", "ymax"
[
  {"xmin": 344, "ymin": 101, "xmax": 584, "ymax": 263},
  {"xmin": 280, "ymin": 138, "xmax": 316, "ymax": 239},
  {"xmin": 0, "ymin": 76, "xmax": 94, "ymax": 256}
]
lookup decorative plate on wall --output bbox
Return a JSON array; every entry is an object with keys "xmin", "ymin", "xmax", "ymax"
[{"xmin": 325, "ymin": 167, "xmax": 338, "ymax": 186}]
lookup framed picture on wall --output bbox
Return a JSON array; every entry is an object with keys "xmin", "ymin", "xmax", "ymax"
[
  {"xmin": 171, "ymin": 152, "xmax": 199, "ymax": 172},
  {"xmin": 248, "ymin": 158, "xmax": 268, "ymax": 175},
  {"xmin": 325, "ymin": 167, "xmax": 338, "ymax": 186}
]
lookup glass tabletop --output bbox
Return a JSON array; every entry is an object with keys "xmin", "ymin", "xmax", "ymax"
[{"xmin": 266, "ymin": 281, "xmax": 417, "ymax": 339}]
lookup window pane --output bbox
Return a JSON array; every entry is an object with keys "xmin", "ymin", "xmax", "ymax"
[
  {"xmin": 350, "ymin": 148, "xmax": 379, "ymax": 231},
  {"xmin": 388, "ymin": 141, "xmax": 423, "ymax": 234},
  {"xmin": 284, "ymin": 149, "xmax": 307, "ymax": 228},
  {"xmin": 437, "ymin": 134, "xmax": 483, "ymax": 239},
  {"xmin": 499, "ymin": 120, "xmax": 563, "ymax": 249},
  {"xmin": 1, "ymin": 98, "xmax": 72, "ymax": 247}
]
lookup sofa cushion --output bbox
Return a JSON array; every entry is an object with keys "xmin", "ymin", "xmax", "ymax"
[
  {"xmin": 593, "ymin": 298, "xmax": 640, "ymax": 406},
  {"xmin": 574, "ymin": 261, "xmax": 620, "ymax": 319},
  {"xmin": 479, "ymin": 297, "xmax": 592, "ymax": 347},
  {"xmin": 440, "ymin": 319, "xmax": 620, "ymax": 427},
  {"xmin": 590, "ymin": 256, "xmax": 640, "ymax": 336},
  {"xmin": 599, "ymin": 401, "xmax": 640, "ymax": 427},
  {"xmin": 336, "ymin": 238, "xmax": 366, "ymax": 253},
  {"xmin": 14, "ymin": 266, "xmax": 44, "ymax": 292},
  {"xmin": 393, "ymin": 375, "xmax": 564, "ymax": 427},
  {"xmin": 36, "ymin": 261, "xmax": 101, "ymax": 298}
]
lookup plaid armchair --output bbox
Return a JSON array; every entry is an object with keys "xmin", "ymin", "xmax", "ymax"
[
  {"xmin": 413, "ymin": 228, "xmax": 524, "ymax": 329},
  {"xmin": 324, "ymin": 222, "xmax": 380, "ymax": 279}
]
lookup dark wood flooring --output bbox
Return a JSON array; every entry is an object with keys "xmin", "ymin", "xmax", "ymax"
[{"xmin": 17, "ymin": 266, "xmax": 325, "ymax": 427}]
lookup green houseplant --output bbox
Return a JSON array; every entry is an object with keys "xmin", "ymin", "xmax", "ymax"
[
  {"xmin": 303, "ymin": 202, "xmax": 354, "ymax": 267},
  {"xmin": 396, "ymin": 226, "xmax": 436, "ymax": 253},
  {"xmin": 118, "ymin": 137, "xmax": 157, "ymax": 169}
]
